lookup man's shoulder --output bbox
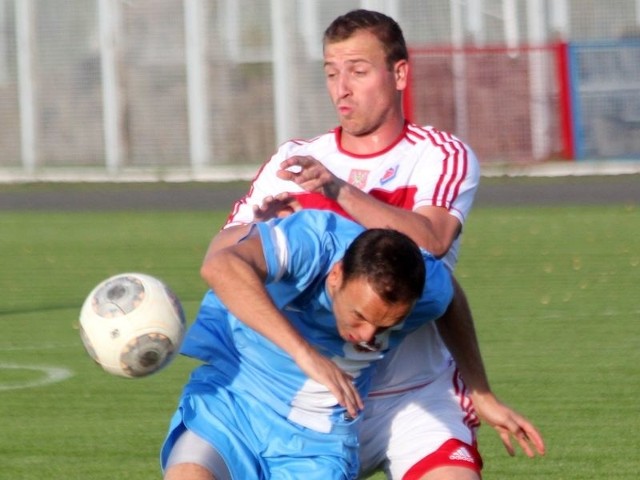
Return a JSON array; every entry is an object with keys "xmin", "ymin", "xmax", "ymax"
[
  {"xmin": 404, "ymin": 123, "xmax": 472, "ymax": 150},
  {"xmin": 398, "ymin": 123, "xmax": 479, "ymax": 174},
  {"xmin": 275, "ymin": 210, "xmax": 363, "ymax": 238},
  {"xmin": 277, "ymin": 129, "xmax": 337, "ymax": 155}
]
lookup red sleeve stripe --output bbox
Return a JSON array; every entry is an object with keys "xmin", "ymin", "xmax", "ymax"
[
  {"xmin": 453, "ymin": 368, "xmax": 481, "ymax": 430},
  {"xmin": 423, "ymin": 128, "xmax": 469, "ymax": 209},
  {"xmin": 404, "ymin": 123, "xmax": 426, "ymax": 144}
]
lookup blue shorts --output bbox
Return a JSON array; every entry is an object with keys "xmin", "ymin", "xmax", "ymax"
[{"xmin": 160, "ymin": 368, "xmax": 360, "ymax": 479}]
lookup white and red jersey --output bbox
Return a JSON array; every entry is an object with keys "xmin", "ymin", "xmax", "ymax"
[{"xmin": 224, "ymin": 121, "xmax": 480, "ymax": 394}]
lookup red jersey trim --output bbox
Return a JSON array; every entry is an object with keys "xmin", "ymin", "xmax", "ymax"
[
  {"xmin": 334, "ymin": 122, "xmax": 411, "ymax": 158},
  {"xmin": 291, "ymin": 192, "xmax": 354, "ymax": 220}
]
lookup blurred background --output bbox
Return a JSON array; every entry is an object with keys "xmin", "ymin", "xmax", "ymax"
[{"xmin": 0, "ymin": 0, "xmax": 639, "ymax": 180}]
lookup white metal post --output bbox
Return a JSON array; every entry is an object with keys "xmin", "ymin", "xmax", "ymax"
[
  {"xmin": 360, "ymin": 0, "xmax": 386, "ymax": 12},
  {"xmin": 184, "ymin": 0, "xmax": 211, "ymax": 169},
  {"xmin": 300, "ymin": 0, "xmax": 318, "ymax": 59},
  {"xmin": 270, "ymin": 0, "xmax": 295, "ymax": 145},
  {"xmin": 502, "ymin": 0, "xmax": 519, "ymax": 50},
  {"xmin": 221, "ymin": 0, "xmax": 240, "ymax": 60},
  {"xmin": 360, "ymin": 0, "xmax": 399, "ymax": 19},
  {"xmin": 450, "ymin": 0, "xmax": 469, "ymax": 140},
  {"xmin": 15, "ymin": 0, "xmax": 37, "ymax": 173},
  {"xmin": 467, "ymin": 0, "xmax": 484, "ymax": 46},
  {"xmin": 99, "ymin": 0, "xmax": 124, "ymax": 174},
  {"xmin": 0, "ymin": 0, "xmax": 8, "ymax": 85},
  {"xmin": 527, "ymin": 0, "xmax": 550, "ymax": 161},
  {"xmin": 549, "ymin": 0, "xmax": 569, "ymax": 40}
]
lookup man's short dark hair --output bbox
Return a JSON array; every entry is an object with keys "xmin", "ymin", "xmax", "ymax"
[
  {"xmin": 341, "ymin": 228, "xmax": 425, "ymax": 304},
  {"xmin": 323, "ymin": 9, "xmax": 409, "ymax": 70}
]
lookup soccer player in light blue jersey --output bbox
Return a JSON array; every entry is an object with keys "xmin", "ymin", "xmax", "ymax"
[{"xmin": 161, "ymin": 210, "xmax": 471, "ymax": 480}]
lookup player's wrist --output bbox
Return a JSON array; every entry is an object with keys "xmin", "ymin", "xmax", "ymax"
[{"xmin": 323, "ymin": 177, "xmax": 347, "ymax": 200}]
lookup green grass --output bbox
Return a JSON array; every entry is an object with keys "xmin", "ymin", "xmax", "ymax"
[{"xmin": 1, "ymin": 204, "xmax": 639, "ymax": 479}]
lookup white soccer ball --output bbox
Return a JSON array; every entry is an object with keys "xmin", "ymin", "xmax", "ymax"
[{"xmin": 79, "ymin": 272, "xmax": 186, "ymax": 378}]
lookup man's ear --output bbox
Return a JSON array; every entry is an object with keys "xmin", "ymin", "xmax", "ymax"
[
  {"xmin": 327, "ymin": 260, "xmax": 344, "ymax": 294},
  {"xmin": 394, "ymin": 59, "xmax": 409, "ymax": 90}
]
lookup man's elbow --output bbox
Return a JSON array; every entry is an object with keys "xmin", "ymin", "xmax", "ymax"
[
  {"xmin": 200, "ymin": 263, "xmax": 212, "ymax": 286},
  {"xmin": 425, "ymin": 239, "xmax": 450, "ymax": 258},
  {"xmin": 200, "ymin": 254, "xmax": 220, "ymax": 287}
]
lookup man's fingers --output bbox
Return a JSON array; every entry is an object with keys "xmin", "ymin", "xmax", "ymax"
[
  {"xmin": 499, "ymin": 430, "xmax": 516, "ymax": 456},
  {"xmin": 329, "ymin": 373, "xmax": 362, "ymax": 419},
  {"xmin": 340, "ymin": 381, "xmax": 362, "ymax": 419},
  {"xmin": 522, "ymin": 424, "xmax": 546, "ymax": 455},
  {"xmin": 497, "ymin": 423, "xmax": 546, "ymax": 458},
  {"xmin": 518, "ymin": 435, "xmax": 536, "ymax": 458}
]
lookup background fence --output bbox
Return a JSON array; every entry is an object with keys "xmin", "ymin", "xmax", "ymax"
[{"xmin": 0, "ymin": 0, "xmax": 639, "ymax": 179}]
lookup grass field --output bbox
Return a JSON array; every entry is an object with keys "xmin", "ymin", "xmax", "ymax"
[{"xmin": 1, "ymin": 202, "xmax": 639, "ymax": 479}]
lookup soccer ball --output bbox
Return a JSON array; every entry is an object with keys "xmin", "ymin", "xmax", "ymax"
[{"xmin": 79, "ymin": 272, "xmax": 186, "ymax": 378}]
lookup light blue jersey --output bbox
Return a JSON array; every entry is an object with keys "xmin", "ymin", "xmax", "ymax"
[{"xmin": 161, "ymin": 210, "xmax": 454, "ymax": 479}]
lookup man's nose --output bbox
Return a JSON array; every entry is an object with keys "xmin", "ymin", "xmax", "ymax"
[
  {"xmin": 358, "ymin": 323, "xmax": 377, "ymax": 343},
  {"xmin": 336, "ymin": 73, "xmax": 351, "ymax": 98}
]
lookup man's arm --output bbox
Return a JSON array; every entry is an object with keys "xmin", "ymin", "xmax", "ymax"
[
  {"xmin": 277, "ymin": 155, "xmax": 460, "ymax": 257},
  {"xmin": 435, "ymin": 276, "xmax": 490, "ymax": 393},
  {"xmin": 438, "ymin": 276, "xmax": 546, "ymax": 457},
  {"xmin": 334, "ymin": 182, "xmax": 460, "ymax": 257},
  {"xmin": 202, "ymin": 230, "xmax": 364, "ymax": 417}
]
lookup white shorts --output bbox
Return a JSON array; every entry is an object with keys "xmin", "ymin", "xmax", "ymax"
[{"xmin": 358, "ymin": 363, "xmax": 482, "ymax": 479}]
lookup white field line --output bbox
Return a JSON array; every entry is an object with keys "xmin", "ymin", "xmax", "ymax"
[
  {"xmin": 0, "ymin": 342, "xmax": 79, "ymax": 352},
  {"xmin": 0, "ymin": 363, "xmax": 74, "ymax": 391}
]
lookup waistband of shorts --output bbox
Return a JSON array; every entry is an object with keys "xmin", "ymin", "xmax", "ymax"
[
  {"xmin": 331, "ymin": 414, "xmax": 362, "ymax": 435},
  {"xmin": 288, "ymin": 408, "xmax": 361, "ymax": 435},
  {"xmin": 367, "ymin": 379, "xmax": 436, "ymax": 398},
  {"xmin": 368, "ymin": 359, "xmax": 455, "ymax": 398}
]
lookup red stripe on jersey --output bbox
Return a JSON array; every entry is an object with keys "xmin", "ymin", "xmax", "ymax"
[
  {"xmin": 369, "ymin": 186, "xmax": 418, "ymax": 210},
  {"xmin": 423, "ymin": 128, "xmax": 469, "ymax": 209},
  {"xmin": 405, "ymin": 123, "xmax": 427, "ymax": 144},
  {"xmin": 450, "ymin": 142, "xmax": 469, "ymax": 202},
  {"xmin": 440, "ymin": 131, "xmax": 468, "ymax": 207},
  {"xmin": 453, "ymin": 368, "xmax": 481, "ymax": 430},
  {"xmin": 291, "ymin": 192, "xmax": 354, "ymax": 220}
]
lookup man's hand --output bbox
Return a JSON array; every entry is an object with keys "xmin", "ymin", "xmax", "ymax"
[
  {"xmin": 292, "ymin": 343, "xmax": 364, "ymax": 419},
  {"xmin": 252, "ymin": 193, "xmax": 301, "ymax": 221},
  {"xmin": 472, "ymin": 393, "xmax": 546, "ymax": 458},
  {"xmin": 277, "ymin": 155, "xmax": 346, "ymax": 199}
]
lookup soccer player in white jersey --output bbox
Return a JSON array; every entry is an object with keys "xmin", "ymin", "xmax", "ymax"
[
  {"xmin": 162, "ymin": 210, "xmax": 472, "ymax": 479},
  {"xmin": 210, "ymin": 9, "xmax": 545, "ymax": 480}
]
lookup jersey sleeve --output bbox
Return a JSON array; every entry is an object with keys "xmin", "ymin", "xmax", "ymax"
[
  {"xmin": 412, "ymin": 129, "xmax": 481, "ymax": 225},
  {"xmin": 405, "ymin": 253, "xmax": 454, "ymax": 327},
  {"xmin": 253, "ymin": 211, "xmax": 364, "ymax": 308},
  {"xmin": 223, "ymin": 142, "xmax": 306, "ymax": 228}
]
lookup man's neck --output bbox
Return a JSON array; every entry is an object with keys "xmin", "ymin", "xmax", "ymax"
[{"xmin": 339, "ymin": 118, "xmax": 407, "ymax": 156}]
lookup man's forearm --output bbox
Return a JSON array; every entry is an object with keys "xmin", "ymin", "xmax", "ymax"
[
  {"xmin": 436, "ymin": 276, "xmax": 491, "ymax": 394},
  {"xmin": 334, "ymin": 182, "xmax": 450, "ymax": 255}
]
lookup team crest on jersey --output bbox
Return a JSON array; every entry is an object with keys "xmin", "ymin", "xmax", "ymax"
[
  {"xmin": 348, "ymin": 169, "xmax": 369, "ymax": 188},
  {"xmin": 380, "ymin": 165, "xmax": 398, "ymax": 184}
]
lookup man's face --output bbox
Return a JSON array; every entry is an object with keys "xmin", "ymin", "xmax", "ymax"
[
  {"xmin": 323, "ymin": 29, "xmax": 407, "ymax": 138},
  {"xmin": 327, "ymin": 262, "xmax": 414, "ymax": 346}
]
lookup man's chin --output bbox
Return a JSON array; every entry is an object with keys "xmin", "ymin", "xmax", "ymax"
[{"xmin": 340, "ymin": 122, "xmax": 371, "ymax": 138}]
